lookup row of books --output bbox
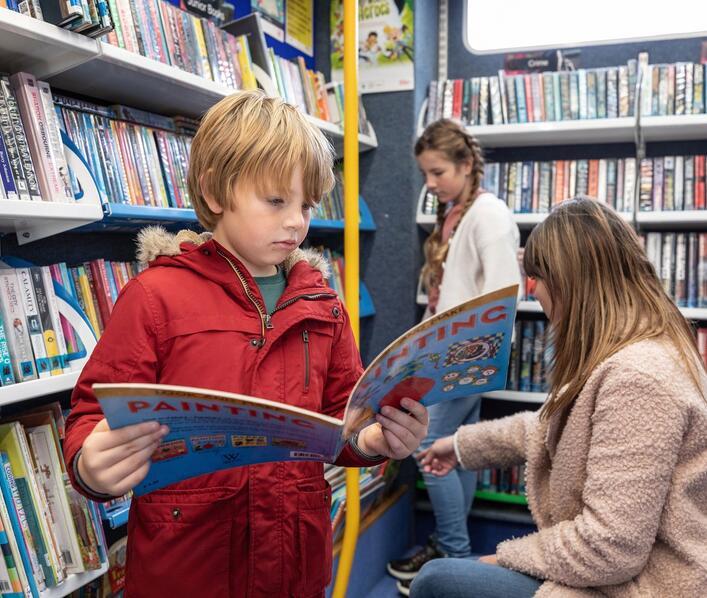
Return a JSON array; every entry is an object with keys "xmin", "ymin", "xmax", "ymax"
[
  {"xmin": 53, "ymin": 88, "xmax": 194, "ymax": 209},
  {"xmin": 640, "ymin": 61, "xmax": 707, "ymax": 117},
  {"xmin": 637, "ymin": 155, "xmax": 707, "ymax": 212},
  {"xmin": 0, "ymin": 265, "xmax": 80, "ymax": 386},
  {"xmin": 642, "ymin": 232, "xmax": 707, "ymax": 308},
  {"xmin": 317, "ymin": 248, "xmax": 346, "ymax": 302},
  {"xmin": 425, "ymin": 57, "xmax": 640, "ymax": 127},
  {"xmin": 477, "ymin": 466, "xmax": 526, "ymax": 497},
  {"xmin": 326, "ymin": 463, "xmax": 388, "ymax": 545},
  {"xmin": 425, "ymin": 55, "xmax": 707, "ymax": 127},
  {"xmin": 313, "ymin": 175, "xmax": 345, "ymax": 221},
  {"xmin": 507, "ymin": 320, "xmax": 551, "ymax": 393},
  {"xmin": 266, "ymin": 49, "xmax": 371, "ymax": 135},
  {"xmin": 59, "ymin": 258, "xmax": 144, "ymax": 340},
  {"xmin": 0, "ymin": 403, "xmax": 107, "ymax": 596},
  {"xmin": 101, "ymin": 0, "xmax": 257, "ymax": 90},
  {"xmin": 0, "ymin": 258, "xmax": 143, "ymax": 389},
  {"xmin": 3, "ymin": 0, "xmax": 115, "ymax": 38},
  {"xmin": 482, "ymin": 158, "xmax": 638, "ymax": 215},
  {"xmin": 0, "ymin": 72, "xmax": 76, "ymax": 203}
]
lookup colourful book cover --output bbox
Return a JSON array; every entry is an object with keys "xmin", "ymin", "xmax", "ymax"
[{"xmin": 95, "ymin": 285, "xmax": 518, "ymax": 496}]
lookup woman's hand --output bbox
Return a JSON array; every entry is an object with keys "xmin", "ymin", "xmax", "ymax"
[
  {"xmin": 78, "ymin": 418, "xmax": 169, "ymax": 496},
  {"xmin": 357, "ymin": 398, "xmax": 429, "ymax": 460},
  {"xmin": 417, "ymin": 435, "xmax": 458, "ymax": 476},
  {"xmin": 478, "ymin": 554, "xmax": 498, "ymax": 565}
]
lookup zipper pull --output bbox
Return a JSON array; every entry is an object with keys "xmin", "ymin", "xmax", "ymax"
[
  {"xmin": 264, "ymin": 314, "xmax": 273, "ymax": 329},
  {"xmin": 302, "ymin": 330, "xmax": 309, "ymax": 343}
]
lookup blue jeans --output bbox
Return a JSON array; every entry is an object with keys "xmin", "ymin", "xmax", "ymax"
[
  {"xmin": 410, "ymin": 558, "xmax": 542, "ymax": 598},
  {"xmin": 416, "ymin": 396, "xmax": 481, "ymax": 558}
]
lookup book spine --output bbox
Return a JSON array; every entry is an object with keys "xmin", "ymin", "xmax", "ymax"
[
  {"xmin": 36, "ymin": 82, "xmax": 73, "ymax": 201},
  {"xmin": 0, "ymin": 272, "xmax": 37, "ymax": 382},
  {"xmin": 15, "ymin": 269, "xmax": 50, "ymax": 379},
  {"xmin": 0, "ymin": 454, "xmax": 44, "ymax": 596},
  {"xmin": 0, "ymin": 317, "xmax": 16, "ymax": 387},
  {"xmin": 29, "ymin": 268, "xmax": 62, "ymax": 376},
  {"xmin": 0, "ymin": 78, "xmax": 40, "ymax": 201},
  {"xmin": 40, "ymin": 268, "xmax": 71, "ymax": 374},
  {"xmin": 8, "ymin": 73, "xmax": 64, "ymax": 202}
]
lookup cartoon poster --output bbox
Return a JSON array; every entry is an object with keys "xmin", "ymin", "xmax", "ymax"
[
  {"xmin": 331, "ymin": 0, "xmax": 414, "ymax": 94},
  {"xmin": 252, "ymin": 0, "xmax": 286, "ymax": 41}
]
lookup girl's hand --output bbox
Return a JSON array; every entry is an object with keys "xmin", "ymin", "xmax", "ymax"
[
  {"xmin": 357, "ymin": 398, "xmax": 429, "ymax": 460},
  {"xmin": 78, "ymin": 418, "xmax": 169, "ymax": 496},
  {"xmin": 417, "ymin": 435, "xmax": 458, "ymax": 476}
]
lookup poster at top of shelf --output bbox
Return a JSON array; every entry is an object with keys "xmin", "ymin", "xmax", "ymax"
[
  {"xmin": 285, "ymin": 0, "xmax": 313, "ymax": 56},
  {"xmin": 331, "ymin": 0, "xmax": 414, "ymax": 94},
  {"xmin": 252, "ymin": 0, "xmax": 286, "ymax": 41}
]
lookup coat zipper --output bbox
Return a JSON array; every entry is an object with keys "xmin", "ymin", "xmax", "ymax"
[
  {"xmin": 217, "ymin": 250, "xmax": 267, "ymax": 343},
  {"xmin": 302, "ymin": 330, "xmax": 310, "ymax": 392},
  {"xmin": 217, "ymin": 250, "xmax": 337, "ymax": 345}
]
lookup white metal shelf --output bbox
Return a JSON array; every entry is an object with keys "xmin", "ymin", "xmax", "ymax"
[
  {"xmin": 0, "ymin": 371, "xmax": 82, "ymax": 408},
  {"xmin": 466, "ymin": 117, "xmax": 637, "ymax": 148},
  {"xmin": 636, "ymin": 210, "xmax": 707, "ymax": 229},
  {"xmin": 0, "ymin": 8, "xmax": 98, "ymax": 78},
  {"xmin": 641, "ymin": 114, "xmax": 707, "ymax": 143},
  {"xmin": 680, "ymin": 308, "xmax": 707, "ymax": 320},
  {"xmin": 518, "ymin": 301, "xmax": 543, "ymax": 313},
  {"xmin": 48, "ymin": 42, "xmax": 232, "ymax": 118},
  {"xmin": 40, "ymin": 562, "xmax": 109, "ymax": 598},
  {"xmin": 482, "ymin": 391, "xmax": 547, "ymax": 404},
  {"xmin": 0, "ymin": 200, "xmax": 104, "ymax": 244}
]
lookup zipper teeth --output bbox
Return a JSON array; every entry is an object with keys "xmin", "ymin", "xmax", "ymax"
[
  {"xmin": 217, "ymin": 251, "xmax": 266, "ymax": 339},
  {"xmin": 303, "ymin": 330, "xmax": 310, "ymax": 391},
  {"xmin": 272, "ymin": 293, "xmax": 337, "ymax": 315}
]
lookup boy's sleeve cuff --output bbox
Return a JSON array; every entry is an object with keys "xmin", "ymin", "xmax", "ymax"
[
  {"xmin": 349, "ymin": 431, "xmax": 386, "ymax": 462},
  {"xmin": 72, "ymin": 448, "xmax": 116, "ymax": 502}
]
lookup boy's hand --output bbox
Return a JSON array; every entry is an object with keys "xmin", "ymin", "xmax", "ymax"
[
  {"xmin": 357, "ymin": 398, "xmax": 428, "ymax": 460},
  {"xmin": 417, "ymin": 435, "xmax": 458, "ymax": 476},
  {"xmin": 78, "ymin": 418, "xmax": 169, "ymax": 496}
]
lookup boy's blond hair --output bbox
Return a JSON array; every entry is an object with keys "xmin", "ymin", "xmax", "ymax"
[{"xmin": 188, "ymin": 90, "xmax": 336, "ymax": 230}]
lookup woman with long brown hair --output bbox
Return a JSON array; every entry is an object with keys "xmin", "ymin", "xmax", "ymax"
[
  {"xmin": 411, "ymin": 197, "xmax": 707, "ymax": 597},
  {"xmin": 387, "ymin": 119, "xmax": 521, "ymax": 594}
]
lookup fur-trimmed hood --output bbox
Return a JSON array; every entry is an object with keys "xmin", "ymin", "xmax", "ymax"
[{"xmin": 135, "ymin": 226, "xmax": 330, "ymax": 279}]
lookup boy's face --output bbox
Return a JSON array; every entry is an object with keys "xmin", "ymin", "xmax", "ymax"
[{"xmin": 207, "ymin": 165, "xmax": 312, "ymax": 277}]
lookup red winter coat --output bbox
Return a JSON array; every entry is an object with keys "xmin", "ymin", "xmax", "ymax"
[{"xmin": 64, "ymin": 228, "xmax": 383, "ymax": 598}]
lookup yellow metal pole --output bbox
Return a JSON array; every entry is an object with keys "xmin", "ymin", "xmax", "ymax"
[{"xmin": 332, "ymin": 0, "xmax": 360, "ymax": 596}]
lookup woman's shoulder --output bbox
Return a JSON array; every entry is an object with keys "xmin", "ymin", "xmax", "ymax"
[{"xmin": 592, "ymin": 337, "xmax": 706, "ymax": 403}]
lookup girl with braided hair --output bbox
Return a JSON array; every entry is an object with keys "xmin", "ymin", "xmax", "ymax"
[{"xmin": 388, "ymin": 119, "xmax": 521, "ymax": 594}]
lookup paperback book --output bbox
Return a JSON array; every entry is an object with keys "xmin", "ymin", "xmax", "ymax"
[{"xmin": 95, "ymin": 285, "xmax": 518, "ymax": 495}]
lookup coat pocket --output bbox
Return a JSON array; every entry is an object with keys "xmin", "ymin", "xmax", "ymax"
[
  {"xmin": 125, "ymin": 488, "xmax": 238, "ymax": 598},
  {"xmin": 296, "ymin": 481, "xmax": 333, "ymax": 596}
]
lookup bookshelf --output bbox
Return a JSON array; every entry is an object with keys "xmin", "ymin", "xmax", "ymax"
[
  {"xmin": 0, "ymin": 9, "xmax": 378, "ymax": 158},
  {"xmin": 39, "ymin": 563, "xmax": 109, "ymax": 598},
  {"xmin": 0, "ymin": 371, "xmax": 82, "ymax": 408}
]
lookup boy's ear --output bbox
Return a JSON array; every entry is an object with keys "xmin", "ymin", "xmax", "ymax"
[{"xmin": 200, "ymin": 172, "xmax": 224, "ymax": 215}]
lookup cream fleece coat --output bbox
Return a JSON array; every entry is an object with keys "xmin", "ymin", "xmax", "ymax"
[{"xmin": 456, "ymin": 337, "xmax": 707, "ymax": 597}]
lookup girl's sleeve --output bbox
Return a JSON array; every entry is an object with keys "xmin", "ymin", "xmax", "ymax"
[
  {"xmin": 64, "ymin": 279, "xmax": 160, "ymax": 496},
  {"xmin": 473, "ymin": 202, "xmax": 521, "ymax": 295},
  {"xmin": 496, "ymin": 367, "xmax": 687, "ymax": 587}
]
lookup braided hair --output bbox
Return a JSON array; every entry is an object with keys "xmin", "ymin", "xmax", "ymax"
[{"xmin": 416, "ymin": 119, "xmax": 485, "ymax": 293}]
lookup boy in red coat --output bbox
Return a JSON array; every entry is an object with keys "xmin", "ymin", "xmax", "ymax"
[{"xmin": 64, "ymin": 91, "xmax": 428, "ymax": 597}]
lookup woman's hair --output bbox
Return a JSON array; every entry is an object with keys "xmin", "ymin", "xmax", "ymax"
[
  {"xmin": 524, "ymin": 197, "xmax": 706, "ymax": 419},
  {"xmin": 415, "ymin": 119, "xmax": 484, "ymax": 292}
]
